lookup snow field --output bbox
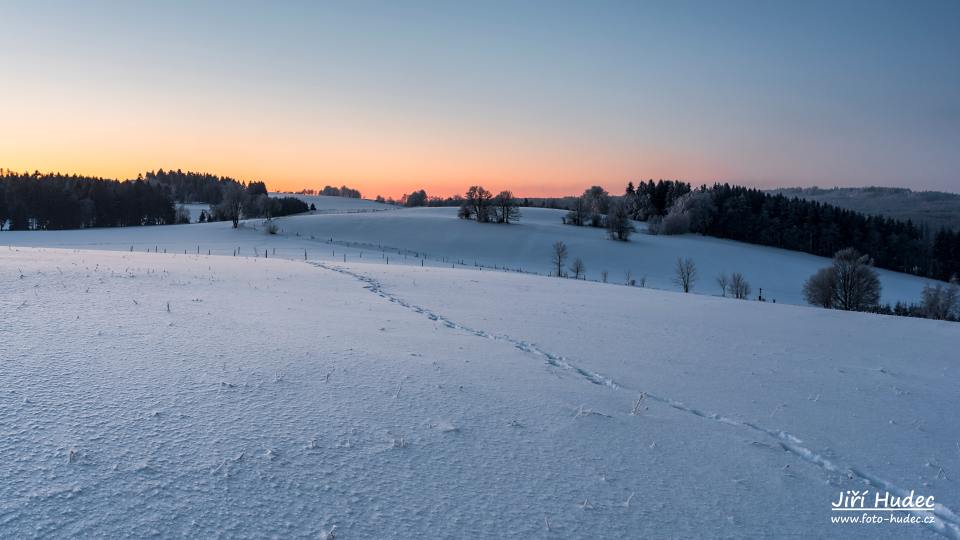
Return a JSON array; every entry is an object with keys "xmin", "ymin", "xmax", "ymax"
[
  {"xmin": 2, "ymin": 247, "xmax": 957, "ymax": 538},
  {"xmin": 0, "ymin": 205, "xmax": 939, "ymax": 310}
]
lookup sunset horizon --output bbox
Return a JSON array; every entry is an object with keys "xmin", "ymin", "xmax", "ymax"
[
  {"xmin": 6, "ymin": 162, "xmax": 958, "ymax": 201},
  {"xmin": 3, "ymin": 1, "xmax": 958, "ymax": 199},
  {"xmin": 4, "ymin": 3, "xmax": 960, "ymax": 538}
]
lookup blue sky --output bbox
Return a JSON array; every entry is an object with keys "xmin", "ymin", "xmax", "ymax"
[{"xmin": 1, "ymin": 0, "xmax": 958, "ymax": 195}]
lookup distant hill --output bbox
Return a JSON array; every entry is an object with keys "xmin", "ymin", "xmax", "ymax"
[{"xmin": 769, "ymin": 186, "xmax": 960, "ymax": 232}]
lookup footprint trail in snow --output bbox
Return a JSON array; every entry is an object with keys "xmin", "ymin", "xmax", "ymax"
[{"xmin": 311, "ymin": 260, "xmax": 960, "ymax": 539}]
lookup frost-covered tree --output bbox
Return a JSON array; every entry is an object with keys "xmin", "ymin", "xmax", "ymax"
[
  {"xmin": 673, "ymin": 257, "xmax": 697, "ymax": 292},
  {"xmin": 645, "ymin": 214, "xmax": 664, "ymax": 235},
  {"xmin": 552, "ymin": 241, "xmax": 568, "ymax": 277},
  {"xmin": 215, "ymin": 183, "xmax": 246, "ymax": 228},
  {"xmin": 660, "ymin": 210, "xmax": 690, "ymax": 235},
  {"xmin": 174, "ymin": 205, "xmax": 191, "ymax": 224},
  {"xmin": 566, "ymin": 196, "xmax": 588, "ymax": 226},
  {"xmin": 583, "ymin": 186, "xmax": 610, "ymax": 227},
  {"xmin": 606, "ymin": 199, "xmax": 635, "ymax": 241},
  {"xmin": 921, "ymin": 279, "xmax": 959, "ymax": 320},
  {"xmin": 627, "ymin": 191, "xmax": 655, "ymax": 221},
  {"xmin": 656, "ymin": 190, "xmax": 715, "ymax": 235},
  {"xmin": 803, "ymin": 267, "xmax": 836, "ymax": 308}
]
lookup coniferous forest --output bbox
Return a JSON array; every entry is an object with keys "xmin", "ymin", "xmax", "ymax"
[
  {"xmin": 0, "ymin": 169, "xmax": 308, "ymax": 231},
  {"xmin": 144, "ymin": 169, "xmax": 236, "ymax": 204},
  {"xmin": 0, "ymin": 171, "xmax": 175, "ymax": 229},
  {"xmin": 625, "ymin": 180, "xmax": 960, "ymax": 282}
]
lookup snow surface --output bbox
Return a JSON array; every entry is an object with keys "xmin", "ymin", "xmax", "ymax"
[
  {"xmin": 177, "ymin": 195, "xmax": 393, "ymax": 223},
  {"xmin": 180, "ymin": 203, "xmax": 211, "ymax": 223},
  {"xmin": 2, "ymin": 245, "xmax": 958, "ymax": 538},
  {"xmin": 272, "ymin": 194, "xmax": 397, "ymax": 213},
  {"xmin": 0, "ymin": 205, "xmax": 939, "ymax": 307}
]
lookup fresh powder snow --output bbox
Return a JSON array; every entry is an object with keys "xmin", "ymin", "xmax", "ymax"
[{"xmin": 2, "ymin": 210, "xmax": 958, "ymax": 538}]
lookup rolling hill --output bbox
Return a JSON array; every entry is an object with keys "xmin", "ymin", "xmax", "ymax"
[
  {"xmin": 770, "ymin": 187, "xmax": 960, "ymax": 231},
  {"xmin": 0, "ymin": 205, "xmax": 939, "ymax": 307}
]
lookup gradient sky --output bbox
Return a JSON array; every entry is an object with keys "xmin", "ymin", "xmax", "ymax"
[{"xmin": 2, "ymin": 0, "xmax": 958, "ymax": 197}]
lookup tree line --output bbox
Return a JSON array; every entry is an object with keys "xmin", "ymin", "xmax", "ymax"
[
  {"xmin": 289, "ymin": 185, "xmax": 362, "ymax": 198},
  {"xmin": 802, "ymin": 247, "xmax": 958, "ymax": 321},
  {"xmin": 0, "ymin": 169, "xmax": 308, "ymax": 231},
  {"xmin": 0, "ymin": 170, "xmax": 175, "ymax": 229},
  {"xmin": 623, "ymin": 179, "xmax": 959, "ymax": 282},
  {"xmin": 562, "ymin": 186, "xmax": 635, "ymax": 241},
  {"xmin": 204, "ymin": 181, "xmax": 308, "ymax": 228},
  {"xmin": 382, "ymin": 188, "xmax": 547, "ymax": 210},
  {"xmin": 456, "ymin": 186, "xmax": 520, "ymax": 224},
  {"xmin": 385, "ymin": 190, "xmax": 464, "ymax": 208},
  {"xmin": 321, "ymin": 185, "xmax": 362, "ymax": 198},
  {"xmin": 144, "ymin": 169, "xmax": 236, "ymax": 204}
]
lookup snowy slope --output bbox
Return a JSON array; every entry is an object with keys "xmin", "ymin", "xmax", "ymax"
[
  {"xmin": 268, "ymin": 206, "xmax": 937, "ymax": 306},
  {"xmin": 0, "ymin": 205, "xmax": 938, "ymax": 307},
  {"xmin": 2, "ymin": 247, "xmax": 958, "ymax": 538},
  {"xmin": 273, "ymin": 193, "xmax": 397, "ymax": 213},
  {"xmin": 177, "ymin": 195, "xmax": 392, "ymax": 223}
]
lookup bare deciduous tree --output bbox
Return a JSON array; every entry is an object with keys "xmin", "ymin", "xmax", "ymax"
[
  {"xmin": 729, "ymin": 272, "xmax": 751, "ymax": 300},
  {"xmin": 494, "ymin": 190, "xmax": 521, "ymax": 224},
  {"xmin": 465, "ymin": 185, "xmax": 494, "ymax": 222},
  {"xmin": 673, "ymin": 257, "xmax": 696, "ymax": 292},
  {"xmin": 552, "ymin": 241, "xmax": 568, "ymax": 277},
  {"xmin": 803, "ymin": 248, "xmax": 881, "ymax": 311},
  {"xmin": 716, "ymin": 272, "xmax": 729, "ymax": 297},
  {"xmin": 570, "ymin": 257, "xmax": 586, "ymax": 280},
  {"xmin": 831, "ymin": 248, "xmax": 881, "ymax": 311}
]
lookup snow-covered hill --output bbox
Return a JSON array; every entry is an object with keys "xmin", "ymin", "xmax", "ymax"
[
  {"xmin": 177, "ymin": 195, "xmax": 394, "ymax": 223},
  {"xmin": 274, "ymin": 193, "xmax": 397, "ymax": 213},
  {"xmin": 0, "ymin": 205, "xmax": 938, "ymax": 306},
  {"xmin": 2, "ymin": 247, "xmax": 958, "ymax": 538}
]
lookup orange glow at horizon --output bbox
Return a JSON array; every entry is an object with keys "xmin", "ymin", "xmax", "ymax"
[
  {"xmin": 1, "ymin": 71, "xmax": 730, "ymax": 199},
  {"xmin": 0, "ymin": 155, "xmax": 729, "ymax": 200},
  {"xmin": 2, "ymin": 100, "xmax": 727, "ymax": 199}
]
